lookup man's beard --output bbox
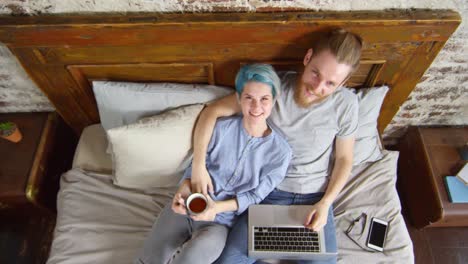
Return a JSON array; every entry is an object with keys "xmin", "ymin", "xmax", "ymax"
[{"xmin": 293, "ymin": 73, "xmax": 328, "ymax": 108}]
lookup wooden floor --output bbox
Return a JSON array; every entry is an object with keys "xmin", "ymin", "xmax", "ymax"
[
  {"xmin": 0, "ymin": 209, "xmax": 467, "ymax": 263},
  {"xmin": 399, "ymin": 186, "xmax": 468, "ymax": 263},
  {"xmin": 0, "ymin": 208, "xmax": 55, "ymax": 264},
  {"xmin": 405, "ymin": 218, "xmax": 468, "ymax": 264}
]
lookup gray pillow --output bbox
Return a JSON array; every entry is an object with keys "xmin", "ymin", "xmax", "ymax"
[
  {"xmin": 92, "ymin": 81, "xmax": 233, "ymax": 131},
  {"xmin": 353, "ymin": 86, "xmax": 389, "ymax": 165}
]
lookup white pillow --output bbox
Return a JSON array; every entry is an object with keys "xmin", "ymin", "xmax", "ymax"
[
  {"xmin": 93, "ymin": 81, "xmax": 233, "ymax": 131},
  {"xmin": 107, "ymin": 104, "xmax": 204, "ymax": 189},
  {"xmin": 353, "ymin": 86, "xmax": 389, "ymax": 165},
  {"xmin": 72, "ymin": 124, "xmax": 112, "ymax": 173}
]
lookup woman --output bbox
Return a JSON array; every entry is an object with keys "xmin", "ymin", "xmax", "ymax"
[{"xmin": 134, "ymin": 64, "xmax": 292, "ymax": 264}]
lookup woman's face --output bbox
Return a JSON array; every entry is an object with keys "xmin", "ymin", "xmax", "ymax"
[{"xmin": 239, "ymin": 81, "xmax": 274, "ymax": 126}]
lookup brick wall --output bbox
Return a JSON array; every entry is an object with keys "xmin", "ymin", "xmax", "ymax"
[{"xmin": 0, "ymin": 0, "xmax": 466, "ymax": 144}]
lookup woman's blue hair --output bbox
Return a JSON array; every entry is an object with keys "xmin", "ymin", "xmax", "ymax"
[{"xmin": 235, "ymin": 64, "xmax": 281, "ymax": 98}]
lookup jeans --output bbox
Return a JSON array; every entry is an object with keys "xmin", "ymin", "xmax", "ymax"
[
  {"xmin": 134, "ymin": 205, "xmax": 229, "ymax": 264},
  {"xmin": 214, "ymin": 189, "xmax": 337, "ymax": 264}
]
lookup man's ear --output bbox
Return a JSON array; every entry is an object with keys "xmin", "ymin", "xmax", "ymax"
[
  {"xmin": 303, "ymin": 48, "xmax": 313, "ymax": 66},
  {"xmin": 339, "ymin": 76, "xmax": 350, "ymax": 87}
]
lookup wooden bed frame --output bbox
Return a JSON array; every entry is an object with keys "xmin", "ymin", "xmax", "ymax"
[{"xmin": 0, "ymin": 10, "xmax": 460, "ymax": 135}]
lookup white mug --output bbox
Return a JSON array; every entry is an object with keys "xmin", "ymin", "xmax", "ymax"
[{"xmin": 185, "ymin": 193, "xmax": 208, "ymax": 215}]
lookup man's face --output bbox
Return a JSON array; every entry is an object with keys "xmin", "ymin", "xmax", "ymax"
[{"xmin": 294, "ymin": 48, "xmax": 352, "ymax": 108}]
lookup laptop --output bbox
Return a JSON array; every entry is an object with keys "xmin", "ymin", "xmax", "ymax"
[{"xmin": 248, "ymin": 204, "xmax": 337, "ymax": 260}]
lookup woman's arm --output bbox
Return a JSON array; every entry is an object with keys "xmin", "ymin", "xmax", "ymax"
[
  {"xmin": 190, "ymin": 197, "xmax": 239, "ymax": 222},
  {"xmin": 235, "ymin": 151, "xmax": 292, "ymax": 214},
  {"xmin": 191, "ymin": 93, "xmax": 241, "ymax": 195},
  {"xmin": 190, "ymin": 146, "xmax": 292, "ymax": 221},
  {"xmin": 214, "ymin": 199, "xmax": 239, "ymax": 214}
]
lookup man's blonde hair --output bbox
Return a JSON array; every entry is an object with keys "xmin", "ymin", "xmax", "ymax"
[{"xmin": 311, "ymin": 28, "xmax": 363, "ymax": 73}]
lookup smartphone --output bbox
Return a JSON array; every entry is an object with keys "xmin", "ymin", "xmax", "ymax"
[{"xmin": 366, "ymin": 217, "xmax": 388, "ymax": 252}]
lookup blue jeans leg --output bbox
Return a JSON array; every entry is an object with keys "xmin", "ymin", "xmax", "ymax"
[
  {"xmin": 261, "ymin": 188, "xmax": 295, "ymax": 205},
  {"xmin": 213, "ymin": 211, "xmax": 254, "ymax": 264},
  {"xmin": 323, "ymin": 206, "xmax": 337, "ymax": 255}
]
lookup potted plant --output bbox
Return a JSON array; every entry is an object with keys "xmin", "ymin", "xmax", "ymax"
[{"xmin": 0, "ymin": 121, "xmax": 22, "ymax": 143}]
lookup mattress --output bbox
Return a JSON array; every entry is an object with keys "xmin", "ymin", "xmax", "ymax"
[{"xmin": 48, "ymin": 124, "xmax": 413, "ymax": 264}]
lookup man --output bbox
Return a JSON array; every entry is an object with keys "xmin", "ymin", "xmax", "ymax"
[{"xmin": 191, "ymin": 28, "xmax": 362, "ymax": 263}]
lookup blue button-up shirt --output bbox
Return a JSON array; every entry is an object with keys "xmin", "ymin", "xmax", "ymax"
[{"xmin": 183, "ymin": 115, "xmax": 292, "ymax": 227}]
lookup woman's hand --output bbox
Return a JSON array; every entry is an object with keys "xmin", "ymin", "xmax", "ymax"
[
  {"xmin": 191, "ymin": 164, "xmax": 214, "ymax": 196},
  {"xmin": 171, "ymin": 179, "xmax": 192, "ymax": 215},
  {"xmin": 304, "ymin": 200, "xmax": 331, "ymax": 231},
  {"xmin": 190, "ymin": 195, "xmax": 218, "ymax": 222},
  {"xmin": 171, "ymin": 193, "xmax": 187, "ymax": 215}
]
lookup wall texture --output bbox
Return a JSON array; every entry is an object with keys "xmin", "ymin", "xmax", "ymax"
[{"xmin": 0, "ymin": 0, "xmax": 466, "ymax": 144}]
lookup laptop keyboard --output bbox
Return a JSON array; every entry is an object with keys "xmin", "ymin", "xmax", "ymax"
[{"xmin": 253, "ymin": 227, "xmax": 320, "ymax": 252}]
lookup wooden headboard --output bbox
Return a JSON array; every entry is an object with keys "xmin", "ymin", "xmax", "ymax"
[{"xmin": 0, "ymin": 10, "xmax": 460, "ymax": 135}]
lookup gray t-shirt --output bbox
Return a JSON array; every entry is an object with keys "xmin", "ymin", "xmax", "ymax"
[{"xmin": 268, "ymin": 72, "xmax": 358, "ymax": 194}]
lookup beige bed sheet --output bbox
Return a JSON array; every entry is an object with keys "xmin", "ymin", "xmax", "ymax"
[
  {"xmin": 50, "ymin": 124, "xmax": 413, "ymax": 264},
  {"xmin": 334, "ymin": 150, "xmax": 413, "ymax": 263}
]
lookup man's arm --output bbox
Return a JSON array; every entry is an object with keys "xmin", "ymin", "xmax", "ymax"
[
  {"xmin": 191, "ymin": 93, "xmax": 241, "ymax": 194},
  {"xmin": 321, "ymin": 136, "xmax": 354, "ymax": 205},
  {"xmin": 305, "ymin": 136, "xmax": 354, "ymax": 231}
]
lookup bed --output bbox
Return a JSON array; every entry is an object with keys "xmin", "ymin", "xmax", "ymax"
[{"xmin": 0, "ymin": 10, "xmax": 461, "ymax": 264}]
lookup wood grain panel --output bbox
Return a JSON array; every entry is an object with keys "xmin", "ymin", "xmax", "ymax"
[
  {"xmin": 34, "ymin": 44, "xmax": 303, "ymax": 64},
  {"xmin": 67, "ymin": 63, "xmax": 214, "ymax": 84},
  {"xmin": 35, "ymin": 42, "xmax": 416, "ymax": 65}
]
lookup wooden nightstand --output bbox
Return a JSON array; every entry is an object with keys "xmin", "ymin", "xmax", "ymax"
[
  {"xmin": 0, "ymin": 112, "xmax": 77, "ymax": 215},
  {"xmin": 397, "ymin": 126, "xmax": 468, "ymax": 228}
]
